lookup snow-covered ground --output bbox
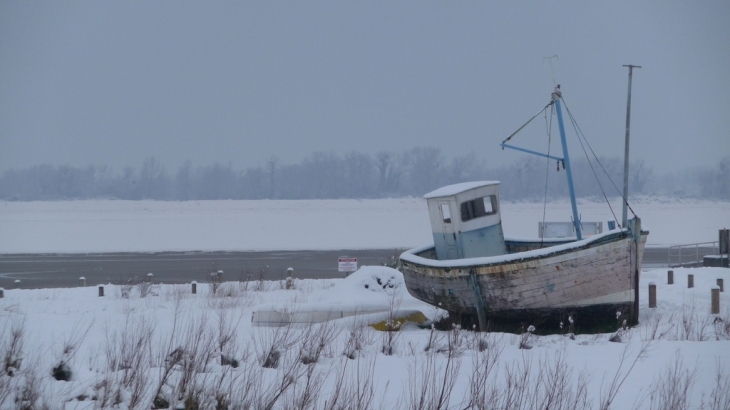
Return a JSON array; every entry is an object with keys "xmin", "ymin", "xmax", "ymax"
[
  {"xmin": 0, "ymin": 265, "xmax": 728, "ymax": 409},
  {"xmin": 1, "ymin": 197, "xmax": 728, "ymax": 253}
]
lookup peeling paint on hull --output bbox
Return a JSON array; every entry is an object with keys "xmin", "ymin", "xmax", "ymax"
[{"xmin": 400, "ymin": 230, "xmax": 647, "ymax": 332}]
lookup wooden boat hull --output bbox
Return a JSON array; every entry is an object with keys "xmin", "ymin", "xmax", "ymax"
[{"xmin": 400, "ymin": 230, "xmax": 647, "ymax": 332}]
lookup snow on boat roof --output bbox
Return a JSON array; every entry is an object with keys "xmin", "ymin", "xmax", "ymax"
[{"xmin": 423, "ymin": 181, "xmax": 500, "ymax": 199}]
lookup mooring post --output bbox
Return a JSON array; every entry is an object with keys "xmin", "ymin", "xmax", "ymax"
[
  {"xmin": 98, "ymin": 285, "xmax": 104, "ymax": 297},
  {"xmin": 216, "ymin": 270, "xmax": 223, "ymax": 283},
  {"xmin": 712, "ymin": 286, "xmax": 720, "ymax": 314},
  {"xmin": 688, "ymin": 274, "xmax": 694, "ymax": 289},
  {"xmin": 79, "ymin": 277, "xmax": 86, "ymax": 287},
  {"xmin": 648, "ymin": 282, "xmax": 657, "ymax": 308},
  {"xmin": 668, "ymin": 270, "xmax": 674, "ymax": 285},
  {"xmin": 286, "ymin": 267, "xmax": 294, "ymax": 290},
  {"xmin": 147, "ymin": 273, "xmax": 154, "ymax": 283},
  {"xmin": 718, "ymin": 278, "xmax": 724, "ymax": 292},
  {"xmin": 191, "ymin": 281, "xmax": 197, "ymax": 294}
]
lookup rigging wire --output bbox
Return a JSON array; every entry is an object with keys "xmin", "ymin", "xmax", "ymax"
[
  {"xmin": 501, "ymin": 101, "xmax": 554, "ymax": 144},
  {"xmin": 563, "ymin": 99, "xmax": 638, "ymax": 220},
  {"xmin": 563, "ymin": 99, "xmax": 619, "ymax": 225},
  {"xmin": 540, "ymin": 104, "xmax": 554, "ymax": 248},
  {"xmin": 561, "ymin": 98, "xmax": 638, "ymax": 225}
]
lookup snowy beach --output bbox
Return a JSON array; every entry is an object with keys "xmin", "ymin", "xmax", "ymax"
[{"xmin": 0, "ymin": 265, "xmax": 728, "ymax": 409}]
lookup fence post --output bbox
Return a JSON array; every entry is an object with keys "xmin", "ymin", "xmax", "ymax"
[
  {"xmin": 688, "ymin": 274, "xmax": 694, "ymax": 289},
  {"xmin": 648, "ymin": 282, "xmax": 657, "ymax": 308},
  {"xmin": 718, "ymin": 278, "xmax": 725, "ymax": 292},
  {"xmin": 677, "ymin": 246, "xmax": 682, "ymax": 266},
  {"xmin": 98, "ymin": 285, "xmax": 104, "ymax": 297},
  {"xmin": 668, "ymin": 270, "xmax": 674, "ymax": 285},
  {"xmin": 79, "ymin": 277, "xmax": 86, "ymax": 287},
  {"xmin": 147, "ymin": 273, "xmax": 154, "ymax": 283},
  {"xmin": 191, "ymin": 281, "xmax": 197, "ymax": 294},
  {"xmin": 711, "ymin": 286, "xmax": 720, "ymax": 314},
  {"xmin": 696, "ymin": 244, "xmax": 699, "ymax": 265}
]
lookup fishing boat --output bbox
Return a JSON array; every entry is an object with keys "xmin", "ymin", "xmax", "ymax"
[{"xmin": 399, "ymin": 86, "xmax": 648, "ymax": 333}]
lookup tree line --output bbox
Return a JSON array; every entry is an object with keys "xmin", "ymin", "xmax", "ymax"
[{"xmin": 1, "ymin": 148, "xmax": 728, "ymax": 201}]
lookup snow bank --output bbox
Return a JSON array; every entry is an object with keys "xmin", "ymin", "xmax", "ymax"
[{"xmin": 252, "ymin": 266, "xmax": 432, "ymax": 325}]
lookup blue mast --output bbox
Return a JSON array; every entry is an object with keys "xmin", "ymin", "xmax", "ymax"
[
  {"xmin": 500, "ymin": 85, "xmax": 583, "ymax": 241},
  {"xmin": 553, "ymin": 86, "xmax": 582, "ymax": 240}
]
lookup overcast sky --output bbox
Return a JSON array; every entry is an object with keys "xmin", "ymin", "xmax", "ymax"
[{"xmin": 1, "ymin": 2, "xmax": 728, "ymax": 174}]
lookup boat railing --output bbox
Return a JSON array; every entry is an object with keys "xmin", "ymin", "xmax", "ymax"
[{"xmin": 668, "ymin": 241, "xmax": 719, "ymax": 268}]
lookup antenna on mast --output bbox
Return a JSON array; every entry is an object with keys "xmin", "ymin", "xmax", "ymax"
[{"xmin": 543, "ymin": 55, "xmax": 559, "ymax": 87}]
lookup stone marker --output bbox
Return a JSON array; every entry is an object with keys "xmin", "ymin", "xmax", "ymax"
[
  {"xmin": 147, "ymin": 273, "xmax": 154, "ymax": 283},
  {"xmin": 79, "ymin": 277, "xmax": 86, "ymax": 287},
  {"xmin": 14, "ymin": 280, "xmax": 20, "ymax": 289}
]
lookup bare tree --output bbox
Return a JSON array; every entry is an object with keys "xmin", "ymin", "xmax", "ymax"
[
  {"xmin": 175, "ymin": 159, "xmax": 193, "ymax": 200},
  {"xmin": 267, "ymin": 155, "xmax": 279, "ymax": 199},
  {"xmin": 138, "ymin": 156, "xmax": 170, "ymax": 199},
  {"xmin": 376, "ymin": 151, "xmax": 405, "ymax": 194}
]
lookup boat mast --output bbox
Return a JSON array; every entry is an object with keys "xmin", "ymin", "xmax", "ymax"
[
  {"xmin": 553, "ymin": 86, "xmax": 582, "ymax": 240},
  {"xmin": 621, "ymin": 65, "xmax": 641, "ymax": 227}
]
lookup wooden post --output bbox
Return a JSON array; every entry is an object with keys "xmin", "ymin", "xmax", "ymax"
[
  {"xmin": 648, "ymin": 282, "xmax": 657, "ymax": 308},
  {"xmin": 667, "ymin": 270, "xmax": 673, "ymax": 285},
  {"xmin": 147, "ymin": 273, "xmax": 154, "ymax": 283},
  {"xmin": 688, "ymin": 274, "xmax": 694, "ymax": 289},
  {"xmin": 711, "ymin": 286, "xmax": 720, "ymax": 314},
  {"xmin": 79, "ymin": 277, "xmax": 86, "ymax": 287},
  {"xmin": 718, "ymin": 278, "xmax": 724, "ymax": 292},
  {"xmin": 98, "ymin": 285, "xmax": 104, "ymax": 297},
  {"xmin": 14, "ymin": 280, "xmax": 20, "ymax": 289},
  {"xmin": 286, "ymin": 267, "xmax": 294, "ymax": 290},
  {"xmin": 191, "ymin": 281, "xmax": 197, "ymax": 294}
]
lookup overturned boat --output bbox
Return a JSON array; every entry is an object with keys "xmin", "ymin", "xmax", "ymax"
[{"xmin": 399, "ymin": 87, "xmax": 648, "ymax": 333}]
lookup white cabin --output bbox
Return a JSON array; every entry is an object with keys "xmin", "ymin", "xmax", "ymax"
[{"xmin": 424, "ymin": 181, "xmax": 507, "ymax": 260}]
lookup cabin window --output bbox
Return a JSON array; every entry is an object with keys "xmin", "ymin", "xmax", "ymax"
[
  {"xmin": 440, "ymin": 203, "xmax": 452, "ymax": 223},
  {"xmin": 460, "ymin": 195, "xmax": 498, "ymax": 222}
]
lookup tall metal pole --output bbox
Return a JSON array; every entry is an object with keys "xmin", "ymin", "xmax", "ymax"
[
  {"xmin": 622, "ymin": 65, "xmax": 641, "ymax": 227},
  {"xmin": 553, "ymin": 86, "xmax": 582, "ymax": 240}
]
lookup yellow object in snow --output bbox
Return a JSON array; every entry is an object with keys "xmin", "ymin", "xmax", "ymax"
[{"xmin": 369, "ymin": 311, "xmax": 428, "ymax": 331}]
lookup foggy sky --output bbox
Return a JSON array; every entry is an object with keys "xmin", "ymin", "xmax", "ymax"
[{"xmin": 1, "ymin": 2, "xmax": 728, "ymax": 174}]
